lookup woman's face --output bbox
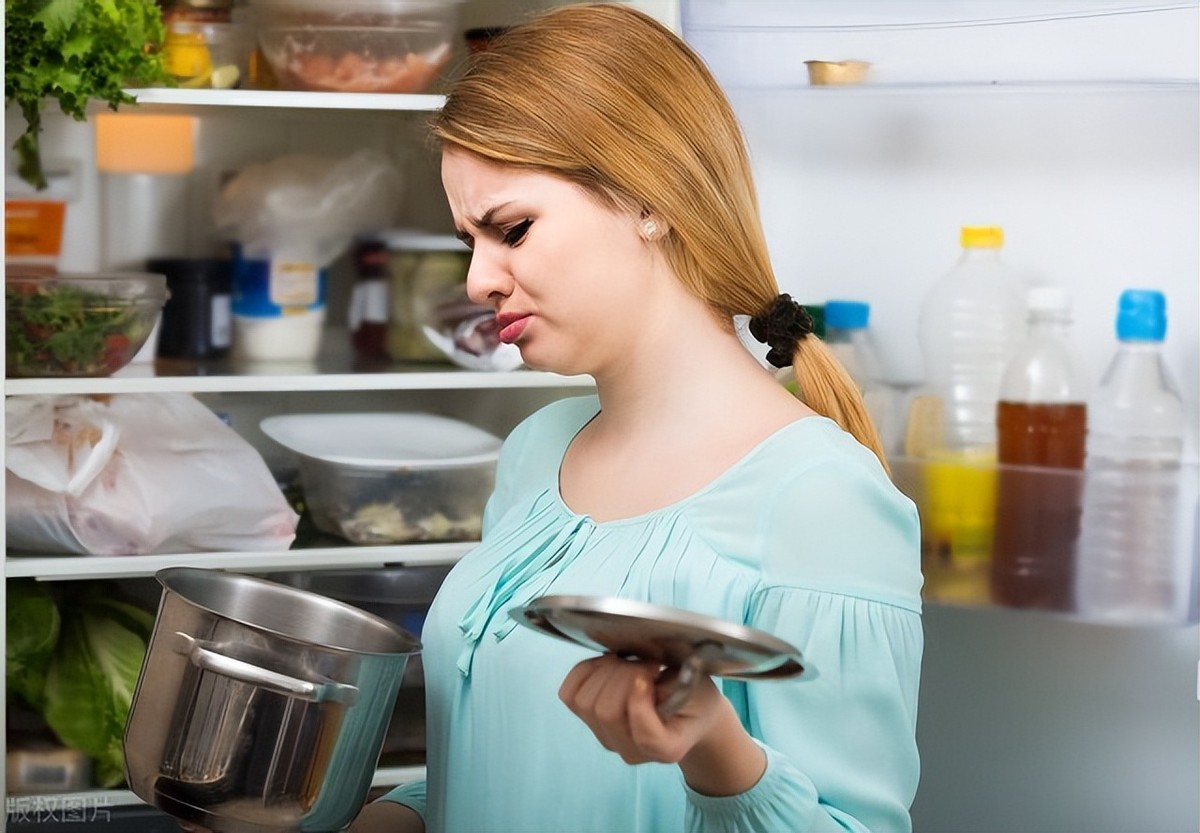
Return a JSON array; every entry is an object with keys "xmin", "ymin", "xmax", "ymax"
[{"xmin": 441, "ymin": 147, "xmax": 663, "ymax": 376}]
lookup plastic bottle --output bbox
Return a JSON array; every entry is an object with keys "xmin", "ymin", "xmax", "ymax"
[
  {"xmin": 912, "ymin": 225, "xmax": 1027, "ymax": 601},
  {"xmin": 1077, "ymin": 289, "xmax": 1186, "ymax": 623},
  {"xmin": 824, "ymin": 300, "xmax": 899, "ymax": 453},
  {"xmin": 991, "ymin": 286, "xmax": 1088, "ymax": 611}
]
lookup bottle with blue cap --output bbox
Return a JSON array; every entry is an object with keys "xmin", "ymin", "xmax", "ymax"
[
  {"xmin": 824, "ymin": 300, "xmax": 898, "ymax": 453},
  {"xmin": 1077, "ymin": 289, "xmax": 1186, "ymax": 622}
]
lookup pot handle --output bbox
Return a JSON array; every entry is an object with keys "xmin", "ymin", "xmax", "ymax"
[
  {"xmin": 655, "ymin": 641, "xmax": 724, "ymax": 720},
  {"xmin": 174, "ymin": 633, "xmax": 359, "ymax": 706}
]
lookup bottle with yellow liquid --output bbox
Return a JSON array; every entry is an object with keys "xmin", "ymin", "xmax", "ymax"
[{"xmin": 911, "ymin": 226, "xmax": 1028, "ymax": 602}]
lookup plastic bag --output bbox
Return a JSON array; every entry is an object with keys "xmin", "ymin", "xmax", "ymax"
[
  {"xmin": 213, "ymin": 149, "xmax": 404, "ymax": 266},
  {"xmin": 5, "ymin": 394, "xmax": 299, "ymax": 556},
  {"xmin": 420, "ymin": 291, "xmax": 524, "ymax": 372}
]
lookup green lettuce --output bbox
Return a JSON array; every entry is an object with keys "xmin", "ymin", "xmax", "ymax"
[
  {"xmin": 5, "ymin": 0, "xmax": 171, "ymax": 189},
  {"xmin": 40, "ymin": 589, "xmax": 154, "ymax": 788},
  {"xmin": 5, "ymin": 580, "xmax": 61, "ymax": 710}
]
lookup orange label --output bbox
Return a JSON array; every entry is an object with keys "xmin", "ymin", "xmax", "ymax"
[{"xmin": 5, "ymin": 200, "xmax": 66, "ymax": 258}]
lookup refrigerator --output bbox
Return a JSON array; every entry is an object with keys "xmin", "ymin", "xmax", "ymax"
[
  {"xmin": 3, "ymin": 1, "xmax": 1197, "ymax": 832},
  {"xmin": 679, "ymin": 2, "xmax": 1199, "ymax": 832}
]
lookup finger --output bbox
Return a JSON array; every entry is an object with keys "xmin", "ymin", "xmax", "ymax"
[
  {"xmin": 558, "ymin": 655, "xmax": 607, "ymax": 709},
  {"xmin": 568, "ymin": 655, "xmax": 631, "ymax": 721}
]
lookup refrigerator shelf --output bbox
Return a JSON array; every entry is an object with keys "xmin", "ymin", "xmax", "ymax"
[
  {"xmin": 113, "ymin": 87, "xmax": 446, "ymax": 112},
  {"xmin": 5, "ymin": 541, "xmax": 473, "ymax": 581}
]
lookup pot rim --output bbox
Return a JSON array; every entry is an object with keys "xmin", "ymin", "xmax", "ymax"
[{"xmin": 156, "ymin": 566, "xmax": 423, "ymax": 657}]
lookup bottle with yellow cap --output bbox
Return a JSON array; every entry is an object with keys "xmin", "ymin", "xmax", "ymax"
[{"xmin": 910, "ymin": 225, "xmax": 1028, "ymax": 602}]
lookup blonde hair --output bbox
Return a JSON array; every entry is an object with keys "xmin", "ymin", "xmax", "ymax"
[{"xmin": 433, "ymin": 3, "xmax": 886, "ymax": 468}]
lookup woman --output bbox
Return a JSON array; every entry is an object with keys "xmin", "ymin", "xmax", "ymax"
[{"xmin": 354, "ymin": 5, "xmax": 923, "ymax": 832}]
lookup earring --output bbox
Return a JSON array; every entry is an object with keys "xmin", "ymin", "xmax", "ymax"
[{"xmin": 640, "ymin": 215, "xmax": 664, "ymax": 241}]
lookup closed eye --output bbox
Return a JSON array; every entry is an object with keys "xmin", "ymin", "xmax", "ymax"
[{"xmin": 502, "ymin": 219, "xmax": 532, "ymax": 247}]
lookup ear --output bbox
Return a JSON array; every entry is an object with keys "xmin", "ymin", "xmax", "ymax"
[{"xmin": 638, "ymin": 211, "xmax": 669, "ymax": 242}]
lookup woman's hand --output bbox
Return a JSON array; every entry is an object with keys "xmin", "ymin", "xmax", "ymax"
[{"xmin": 558, "ymin": 654, "xmax": 766, "ymax": 796}]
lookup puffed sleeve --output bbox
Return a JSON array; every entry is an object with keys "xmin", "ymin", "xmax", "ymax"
[{"xmin": 685, "ymin": 456, "xmax": 924, "ymax": 833}]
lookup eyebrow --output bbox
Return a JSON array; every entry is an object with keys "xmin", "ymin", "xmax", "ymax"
[{"xmin": 455, "ymin": 201, "xmax": 515, "ymax": 242}]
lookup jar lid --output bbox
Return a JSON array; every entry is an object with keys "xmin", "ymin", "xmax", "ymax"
[{"xmin": 164, "ymin": 0, "xmax": 233, "ymax": 8}]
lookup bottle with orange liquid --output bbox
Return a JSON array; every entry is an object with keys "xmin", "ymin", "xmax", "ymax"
[{"xmin": 991, "ymin": 286, "xmax": 1088, "ymax": 610}]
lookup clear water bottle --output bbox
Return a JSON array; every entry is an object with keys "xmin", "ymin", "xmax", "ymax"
[
  {"xmin": 912, "ymin": 225, "xmax": 1028, "ymax": 600},
  {"xmin": 1077, "ymin": 289, "xmax": 1186, "ymax": 623},
  {"xmin": 824, "ymin": 300, "xmax": 899, "ymax": 453},
  {"xmin": 991, "ymin": 286, "xmax": 1088, "ymax": 611}
]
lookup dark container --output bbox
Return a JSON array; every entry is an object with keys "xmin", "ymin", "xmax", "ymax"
[{"xmin": 148, "ymin": 257, "xmax": 232, "ymax": 359}]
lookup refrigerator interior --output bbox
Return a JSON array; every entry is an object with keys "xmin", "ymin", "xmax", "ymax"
[
  {"xmin": 3, "ymin": 1, "xmax": 1198, "ymax": 831},
  {"xmin": 682, "ymin": 2, "xmax": 1199, "ymax": 831}
]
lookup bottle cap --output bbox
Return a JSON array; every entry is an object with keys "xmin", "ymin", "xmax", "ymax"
[
  {"xmin": 1116, "ymin": 289, "xmax": 1167, "ymax": 341},
  {"xmin": 1027, "ymin": 285, "xmax": 1071, "ymax": 313},
  {"xmin": 960, "ymin": 226, "xmax": 1004, "ymax": 249},
  {"xmin": 824, "ymin": 300, "xmax": 870, "ymax": 329}
]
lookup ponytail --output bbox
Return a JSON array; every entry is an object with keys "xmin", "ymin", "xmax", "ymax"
[{"xmin": 791, "ymin": 337, "xmax": 890, "ymax": 473}]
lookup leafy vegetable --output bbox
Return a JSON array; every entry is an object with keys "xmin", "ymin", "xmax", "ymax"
[
  {"xmin": 39, "ymin": 587, "xmax": 154, "ymax": 788},
  {"xmin": 5, "ymin": 580, "xmax": 61, "ymax": 710},
  {"xmin": 5, "ymin": 0, "xmax": 171, "ymax": 189},
  {"xmin": 6, "ymin": 281, "xmax": 153, "ymax": 377}
]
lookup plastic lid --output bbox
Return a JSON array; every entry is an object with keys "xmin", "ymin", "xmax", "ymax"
[
  {"xmin": 260, "ymin": 412, "xmax": 502, "ymax": 468},
  {"xmin": 960, "ymin": 226, "xmax": 1004, "ymax": 248},
  {"xmin": 1027, "ymin": 285, "xmax": 1071, "ymax": 313},
  {"xmin": 1115, "ymin": 289, "xmax": 1167, "ymax": 342},
  {"xmin": 824, "ymin": 300, "xmax": 870, "ymax": 329}
]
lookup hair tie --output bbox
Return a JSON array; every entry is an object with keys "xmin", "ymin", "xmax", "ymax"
[{"xmin": 749, "ymin": 294, "xmax": 813, "ymax": 368}]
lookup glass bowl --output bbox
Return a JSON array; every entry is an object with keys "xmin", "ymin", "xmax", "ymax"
[
  {"xmin": 250, "ymin": 0, "xmax": 461, "ymax": 93},
  {"xmin": 5, "ymin": 271, "xmax": 169, "ymax": 378}
]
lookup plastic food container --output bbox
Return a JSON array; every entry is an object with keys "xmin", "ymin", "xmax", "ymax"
[
  {"xmin": 250, "ymin": 0, "xmax": 462, "ymax": 93},
  {"xmin": 260, "ymin": 412, "xmax": 501, "ymax": 545},
  {"xmin": 5, "ymin": 271, "xmax": 169, "ymax": 378}
]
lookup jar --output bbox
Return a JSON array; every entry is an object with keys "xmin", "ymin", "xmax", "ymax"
[
  {"xmin": 148, "ymin": 257, "xmax": 232, "ymax": 359},
  {"xmin": 380, "ymin": 231, "xmax": 471, "ymax": 364}
]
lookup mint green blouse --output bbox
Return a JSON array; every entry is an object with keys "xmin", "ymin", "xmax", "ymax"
[{"xmin": 382, "ymin": 395, "xmax": 923, "ymax": 832}]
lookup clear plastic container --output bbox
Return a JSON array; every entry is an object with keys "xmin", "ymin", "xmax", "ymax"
[
  {"xmin": 249, "ymin": 0, "xmax": 462, "ymax": 93},
  {"xmin": 259, "ymin": 412, "xmax": 501, "ymax": 545},
  {"xmin": 1076, "ymin": 289, "xmax": 1188, "ymax": 623},
  {"xmin": 911, "ymin": 225, "xmax": 1028, "ymax": 600},
  {"xmin": 823, "ymin": 299, "xmax": 901, "ymax": 453},
  {"xmin": 992, "ymin": 286, "xmax": 1089, "ymax": 611}
]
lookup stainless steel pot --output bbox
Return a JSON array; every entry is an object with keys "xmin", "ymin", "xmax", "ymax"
[{"xmin": 124, "ymin": 567, "xmax": 421, "ymax": 833}]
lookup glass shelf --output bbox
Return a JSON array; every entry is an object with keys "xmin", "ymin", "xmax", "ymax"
[
  {"xmin": 890, "ymin": 456, "xmax": 1199, "ymax": 627},
  {"xmin": 117, "ymin": 86, "xmax": 446, "ymax": 112},
  {"xmin": 4, "ymin": 361, "xmax": 596, "ymax": 396},
  {"xmin": 724, "ymin": 78, "xmax": 1199, "ymax": 95},
  {"xmin": 5, "ymin": 541, "xmax": 473, "ymax": 582}
]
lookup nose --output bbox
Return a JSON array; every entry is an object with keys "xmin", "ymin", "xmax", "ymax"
[{"xmin": 464, "ymin": 245, "xmax": 512, "ymax": 306}]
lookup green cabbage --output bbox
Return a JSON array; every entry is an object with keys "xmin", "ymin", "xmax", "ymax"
[
  {"xmin": 32, "ymin": 586, "xmax": 154, "ymax": 788},
  {"xmin": 5, "ymin": 580, "xmax": 61, "ymax": 710}
]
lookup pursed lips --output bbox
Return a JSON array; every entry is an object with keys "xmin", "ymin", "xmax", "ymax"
[{"xmin": 495, "ymin": 312, "xmax": 531, "ymax": 344}]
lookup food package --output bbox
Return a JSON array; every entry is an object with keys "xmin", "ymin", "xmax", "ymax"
[{"xmin": 5, "ymin": 394, "xmax": 298, "ymax": 555}]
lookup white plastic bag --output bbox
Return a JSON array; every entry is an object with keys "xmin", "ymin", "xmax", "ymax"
[
  {"xmin": 213, "ymin": 149, "xmax": 404, "ymax": 266},
  {"xmin": 5, "ymin": 394, "xmax": 299, "ymax": 555}
]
